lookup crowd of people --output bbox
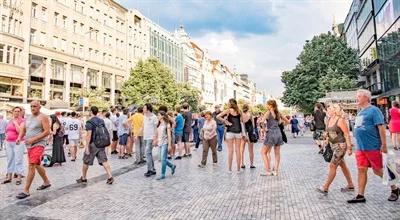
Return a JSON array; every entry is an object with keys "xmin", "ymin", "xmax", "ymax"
[{"xmin": 0, "ymin": 89, "xmax": 399, "ymax": 204}]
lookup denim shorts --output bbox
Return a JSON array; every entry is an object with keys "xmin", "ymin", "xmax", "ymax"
[{"xmin": 119, "ymin": 134, "xmax": 128, "ymax": 145}]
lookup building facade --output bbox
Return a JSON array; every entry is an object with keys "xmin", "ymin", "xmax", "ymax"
[{"xmin": 343, "ymin": 0, "xmax": 400, "ymax": 119}]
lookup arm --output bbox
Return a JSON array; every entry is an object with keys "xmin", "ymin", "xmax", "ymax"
[
  {"xmin": 378, "ymin": 125, "xmax": 387, "ymax": 153},
  {"xmin": 217, "ymin": 110, "xmax": 230, "ymax": 125},
  {"xmin": 152, "ymin": 117, "xmax": 158, "ymax": 145},
  {"xmin": 281, "ymin": 114, "xmax": 290, "ymax": 125},
  {"xmin": 16, "ymin": 122, "xmax": 26, "ymax": 145},
  {"xmin": 338, "ymin": 118, "xmax": 352, "ymax": 155}
]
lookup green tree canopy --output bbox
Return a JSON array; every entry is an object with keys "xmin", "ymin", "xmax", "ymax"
[
  {"xmin": 72, "ymin": 88, "xmax": 110, "ymax": 111},
  {"xmin": 122, "ymin": 58, "xmax": 201, "ymax": 112},
  {"xmin": 281, "ymin": 32, "xmax": 359, "ymax": 113}
]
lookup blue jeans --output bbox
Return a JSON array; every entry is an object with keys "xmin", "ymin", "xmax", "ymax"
[
  {"xmin": 0, "ymin": 133, "xmax": 5, "ymax": 149},
  {"xmin": 160, "ymin": 144, "xmax": 174, "ymax": 177},
  {"xmin": 193, "ymin": 128, "xmax": 200, "ymax": 148},
  {"xmin": 216, "ymin": 124, "xmax": 225, "ymax": 149},
  {"xmin": 144, "ymin": 139, "xmax": 155, "ymax": 172},
  {"xmin": 6, "ymin": 141, "xmax": 25, "ymax": 175}
]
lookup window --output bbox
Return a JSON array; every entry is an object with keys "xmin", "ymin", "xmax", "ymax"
[
  {"xmin": 1, "ymin": 16, "xmax": 6, "ymax": 32},
  {"xmin": 102, "ymin": 53, "xmax": 106, "ymax": 63},
  {"xmin": 88, "ymin": 48, "xmax": 93, "ymax": 60},
  {"xmin": 52, "ymin": 36, "xmax": 58, "ymax": 49},
  {"xmin": 79, "ymin": 45, "xmax": 84, "ymax": 57},
  {"xmin": 102, "ymin": 73, "xmax": 111, "ymax": 88},
  {"xmin": 6, "ymin": 46, "xmax": 11, "ymax": 63},
  {"xmin": 62, "ymin": 16, "xmax": 67, "ymax": 28},
  {"xmin": 40, "ymin": 7, "xmax": 47, "ymax": 21},
  {"xmin": 52, "ymin": 61, "xmax": 65, "ymax": 81},
  {"xmin": 61, "ymin": 39, "xmax": 66, "ymax": 52},
  {"xmin": 0, "ymin": 44, "xmax": 4, "ymax": 62},
  {"xmin": 30, "ymin": 29, "xmax": 36, "ymax": 44},
  {"xmin": 80, "ymin": 23, "xmax": 84, "ymax": 34},
  {"xmin": 39, "ymin": 31, "xmax": 46, "ymax": 46},
  {"xmin": 54, "ymin": 12, "xmax": 59, "ymax": 26},
  {"xmin": 89, "ymin": 6, "xmax": 94, "ymax": 19},
  {"xmin": 103, "ymin": 33, "xmax": 106, "ymax": 44},
  {"xmin": 31, "ymin": 3, "xmax": 37, "ymax": 18},
  {"xmin": 71, "ymin": 65, "xmax": 82, "ymax": 83},
  {"xmin": 72, "ymin": 42, "xmax": 77, "ymax": 55},
  {"xmin": 73, "ymin": 20, "xmax": 77, "ymax": 33},
  {"xmin": 12, "ymin": 48, "xmax": 17, "ymax": 64}
]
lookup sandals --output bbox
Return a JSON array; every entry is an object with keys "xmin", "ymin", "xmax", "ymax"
[
  {"xmin": 16, "ymin": 192, "xmax": 30, "ymax": 199},
  {"xmin": 37, "ymin": 184, "xmax": 51, "ymax": 190},
  {"xmin": 15, "ymin": 180, "xmax": 22, "ymax": 185},
  {"xmin": 340, "ymin": 186, "xmax": 355, "ymax": 193},
  {"xmin": 1, "ymin": 179, "xmax": 12, "ymax": 184},
  {"xmin": 316, "ymin": 188, "xmax": 328, "ymax": 195}
]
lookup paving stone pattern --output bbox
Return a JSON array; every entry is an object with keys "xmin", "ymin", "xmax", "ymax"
[{"xmin": 0, "ymin": 135, "xmax": 399, "ymax": 220}]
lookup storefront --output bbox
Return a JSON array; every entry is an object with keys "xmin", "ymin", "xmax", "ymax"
[{"xmin": 0, "ymin": 76, "xmax": 23, "ymax": 102}]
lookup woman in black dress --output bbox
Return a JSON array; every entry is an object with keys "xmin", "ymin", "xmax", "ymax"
[{"xmin": 50, "ymin": 114, "xmax": 66, "ymax": 166}]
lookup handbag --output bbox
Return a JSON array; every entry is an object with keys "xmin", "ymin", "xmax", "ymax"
[
  {"xmin": 310, "ymin": 120, "xmax": 316, "ymax": 131},
  {"xmin": 323, "ymin": 143, "xmax": 333, "ymax": 163}
]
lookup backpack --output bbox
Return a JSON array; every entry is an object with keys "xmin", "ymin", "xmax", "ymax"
[{"xmin": 89, "ymin": 120, "xmax": 111, "ymax": 148}]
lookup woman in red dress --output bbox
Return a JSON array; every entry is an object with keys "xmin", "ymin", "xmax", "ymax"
[{"xmin": 389, "ymin": 101, "xmax": 400, "ymax": 150}]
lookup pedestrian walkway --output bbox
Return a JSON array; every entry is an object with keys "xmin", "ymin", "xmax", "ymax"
[{"xmin": 0, "ymin": 136, "xmax": 399, "ymax": 219}]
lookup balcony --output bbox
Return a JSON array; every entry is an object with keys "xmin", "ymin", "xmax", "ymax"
[{"xmin": 364, "ymin": 82, "xmax": 383, "ymax": 96}]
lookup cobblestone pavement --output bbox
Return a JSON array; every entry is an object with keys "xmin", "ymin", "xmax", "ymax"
[{"xmin": 0, "ymin": 133, "xmax": 399, "ymax": 220}]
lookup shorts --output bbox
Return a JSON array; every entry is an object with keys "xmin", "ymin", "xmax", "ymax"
[
  {"xmin": 313, "ymin": 129, "xmax": 325, "ymax": 141},
  {"xmin": 330, "ymin": 143, "xmax": 347, "ymax": 165},
  {"xmin": 175, "ymin": 133, "xmax": 182, "ymax": 144},
  {"xmin": 182, "ymin": 131, "xmax": 191, "ymax": 143},
  {"xmin": 27, "ymin": 145, "xmax": 45, "ymax": 165},
  {"xmin": 83, "ymin": 143, "xmax": 108, "ymax": 166},
  {"xmin": 355, "ymin": 150, "xmax": 383, "ymax": 170},
  {"xmin": 112, "ymin": 131, "xmax": 118, "ymax": 141},
  {"xmin": 63, "ymin": 135, "xmax": 69, "ymax": 145},
  {"xmin": 119, "ymin": 134, "xmax": 128, "ymax": 145},
  {"xmin": 225, "ymin": 132, "xmax": 242, "ymax": 140},
  {"xmin": 69, "ymin": 139, "xmax": 80, "ymax": 146}
]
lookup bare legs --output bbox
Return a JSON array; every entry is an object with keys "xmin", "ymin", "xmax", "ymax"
[
  {"xmin": 391, "ymin": 133, "xmax": 399, "ymax": 149},
  {"xmin": 261, "ymin": 146, "xmax": 272, "ymax": 173},
  {"xmin": 261, "ymin": 145, "xmax": 280, "ymax": 175},
  {"xmin": 226, "ymin": 138, "xmax": 241, "ymax": 172},
  {"xmin": 23, "ymin": 164, "xmax": 50, "ymax": 194},
  {"xmin": 322, "ymin": 160, "xmax": 354, "ymax": 191}
]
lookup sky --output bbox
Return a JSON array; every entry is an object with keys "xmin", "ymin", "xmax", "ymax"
[{"xmin": 117, "ymin": 0, "xmax": 352, "ymax": 97}]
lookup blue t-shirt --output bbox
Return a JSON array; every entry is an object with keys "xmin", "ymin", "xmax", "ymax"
[
  {"xmin": 175, "ymin": 114, "xmax": 184, "ymax": 135},
  {"xmin": 85, "ymin": 116, "xmax": 105, "ymax": 144},
  {"xmin": 117, "ymin": 114, "xmax": 128, "ymax": 136},
  {"xmin": 354, "ymin": 105, "xmax": 384, "ymax": 151}
]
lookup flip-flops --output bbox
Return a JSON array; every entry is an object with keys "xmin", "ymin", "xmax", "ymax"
[
  {"xmin": 16, "ymin": 192, "xmax": 30, "ymax": 199},
  {"xmin": 15, "ymin": 180, "xmax": 22, "ymax": 185},
  {"xmin": 37, "ymin": 184, "xmax": 51, "ymax": 190}
]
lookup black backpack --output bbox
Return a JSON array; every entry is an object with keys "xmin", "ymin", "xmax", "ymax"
[{"xmin": 89, "ymin": 120, "xmax": 110, "ymax": 148}]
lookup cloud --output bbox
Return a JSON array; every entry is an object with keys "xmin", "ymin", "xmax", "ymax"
[
  {"xmin": 117, "ymin": 0, "xmax": 352, "ymax": 97},
  {"xmin": 117, "ymin": 0, "xmax": 277, "ymax": 36}
]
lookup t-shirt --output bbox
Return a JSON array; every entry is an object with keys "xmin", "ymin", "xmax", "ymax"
[
  {"xmin": 5, "ymin": 118, "xmax": 24, "ymax": 142},
  {"xmin": 175, "ymin": 114, "xmax": 184, "ymax": 135},
  {"xmin": 85, "ymin": 116, "xmax": 105, "ymax": 144},
  {"xmin": 157, "ymin": 122, "xmax": 170, "ymax": 146},
  {"xmin": 354, "ymin": 105, "xmax": 385, "ymax": 151},
  {"xmin": 182, "ymin": 111, "xmax": 192, "ymax": 133},
  {"xmin": 60, "ymin": 117, "xmax": 68, "ymax": 135},
  {"xmin": 313, "ymin": 110, "xmax": 326, "ymax": 130},
  {"xmin": 66, "ymin": 118, "xmax": 82, "ymax": 140},
  {"xmin": 110, "ymin": 114, "xmax": 118, "ymax": 131},
  {"xmin": 130, "ymin": 113, "xmax": 144, "ymax": 137},
  {"xmin": 0, "ymin": 119, "xmax": 8, "ymax": 134},
  {"xmin": 117, "ymin": 114, "xmax": 128, "ymax": 136},
  {"xmin": 143, "ymin": 113, "xmax": 158, "ymax": 140},
  {"xmin": 104, "ymin": 118, "xmax": 113, "ymax": 134}
]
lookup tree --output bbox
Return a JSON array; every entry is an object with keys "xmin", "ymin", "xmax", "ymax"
[
  {"xmin": 176, "ymin": 83, "xmax": 202, "ymax": 112},
  {"xmin": 252, "ymin": 104, "xmax": 266, "ymax": 115},
  {"xmin": 122, "ymin": 58, "xmax": 178, "ymax": 110},
  {"xmin": 281, "ymin": 32, "xmax": 359, "ymax": 113},
  {"xmin": 72, "ymin": 88, "xmax": 110, "ymax": 111}
]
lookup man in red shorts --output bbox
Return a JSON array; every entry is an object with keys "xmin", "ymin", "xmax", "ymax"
[
  {"xmin": 15, "ymin": 100, "xmax": 51, "ymax": 199},
  {"xmin": 348, "ymin": 89, "xmax": 399, "ymax": 203}
]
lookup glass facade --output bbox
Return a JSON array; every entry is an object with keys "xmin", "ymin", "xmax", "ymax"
[
  {"xmin": 357, "ymin": 0, "xmax": 373, "ymax": 31},
  {"xmin": 376, "ymin": 0, "xmax": 400, "ymax": 39},
  {"xmin": 378, "ymin": 18, "xmax": 400, "ymax": 93},
  {"xmin": 149, "ymin": 30, "xmax": 183, "ymax": 82}
]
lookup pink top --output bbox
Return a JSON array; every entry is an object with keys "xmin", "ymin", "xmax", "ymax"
[
  {"xmin": 389, "ymin": 107, "xmax": 400, "ymax": 133},
  {"xmin": 202, "ymin": 119, "xmax": 217, "ymax": 140},
  {"xmin": 5, "ymin": 118, "xmax": 24, "ymax": 142}
]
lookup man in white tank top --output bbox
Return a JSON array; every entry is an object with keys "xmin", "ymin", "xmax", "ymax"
[{"xmin": 67, "ymin": 111, "xmax": 82, "ymax": 161}]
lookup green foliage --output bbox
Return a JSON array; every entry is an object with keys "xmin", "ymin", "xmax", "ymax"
[
  {"xmin": 72, "ymin": 88, "xmax": 110, "ymax": 111},
  {"xmin": 122, "ymin": 58, "xmax": 201, "ymax": 111},
  {"xmin": 281, "ymin": 33, "xmax": 359, "ymax": 113},
  {"xmin": 176, "ymin": 83, "xmax": 202, "ymax": 112},
  {"xmin": 252, "ymin": 104, "xmax": 266, "ymax": 115}
]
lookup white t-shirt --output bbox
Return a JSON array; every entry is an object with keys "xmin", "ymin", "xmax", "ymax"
[
  {"xmin": 104, "ymin": 118, "xmax": 113, "ymax": 134},
  {"xmin": 111, "ymin": 114, "xmax": 118, "ymax": 131},
  {"xmin": 143, "ymin": 113, "xmax": 158, "ymax": 140},
  {"xmin": 60, "ymin": 116, "xmax": 68, "ymax": 135},
  {"xmin": 66, "ymin": 118, "xmax": 82, "ymax": 140}
]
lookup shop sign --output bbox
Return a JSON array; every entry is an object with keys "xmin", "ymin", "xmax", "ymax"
[{"xmin": 377, "ymin": 97, "xmax": 388, "ymax": 105}]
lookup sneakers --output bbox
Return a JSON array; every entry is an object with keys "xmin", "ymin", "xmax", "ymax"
[
  {"xmin": 388, "ymin": 188, "xmax": 400, "ymax": 202},
  {"xmin": 347, "ymin": 195, "xmax": 366, "ymax": 203},
  {"xmin": 76, "ymin": 177, "xmax": 88, "ymax": 184},
  {"xmin": 171, "ymin": 165, "xmax": 176, "ymax": 175},
  {"xmin": 144, "ymin": 170, "xmax": 156, "ymax": 177},
  {"xmin": 241, "ymin": 165, "xmax": 246, "ymax": 169},
  {"xmin": 217, "ymin": 147, "xmax": 222, "ymax": 152},
  {"xmin": 156, "ymin": 176, "xmax": 165, "ymax": 180},
  {"xmin": 175, "ymin": 156, "xmax": 182, "ymax": 160},
  {"xmin": 198, "ymin": 164, "xmax": 205, "ymax": 168},
  {"xmin": 106, "ymin": 177, "xmax": 114, "ymax": 185},
  {"xmin": 316, "ymin": 188, "xmax": 328, "ymax": 195}
]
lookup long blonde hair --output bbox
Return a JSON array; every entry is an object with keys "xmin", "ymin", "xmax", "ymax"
[{"xmin": 267, "ymin": 100, "xmax": 280, "ymax": 120}]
